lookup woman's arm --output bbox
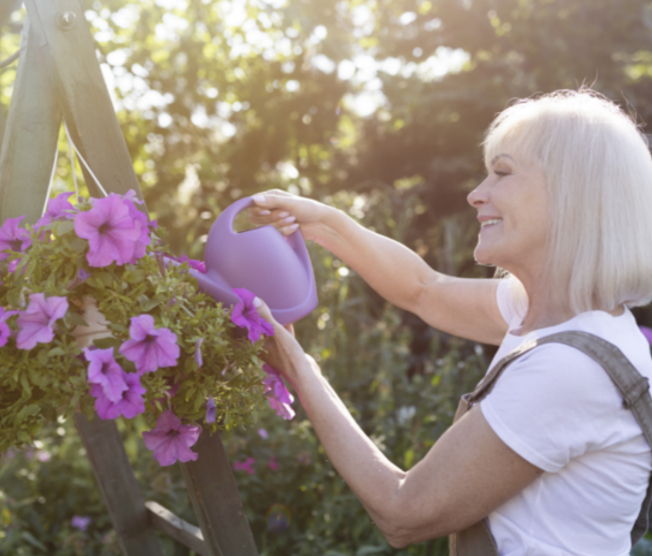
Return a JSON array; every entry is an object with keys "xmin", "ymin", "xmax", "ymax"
[
  {"xmin": 251, "ymin": 191, "xmax": 508, "ymax": 346},
  {"xmin": 255, "ymin": 299, "xmax": 542, "ymax": 547}
]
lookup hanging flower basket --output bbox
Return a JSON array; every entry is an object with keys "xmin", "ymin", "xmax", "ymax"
[{"xmin": 0, "ymin": 191, "xmax": 295, "ymax": 466}]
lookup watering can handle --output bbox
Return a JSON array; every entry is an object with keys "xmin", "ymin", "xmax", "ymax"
[
  {"xmin": 214, "ymin": 196, "xmax": 256, "ymax": 236},
  {"xmin": 214, "ymin": 195, "xmax": 313, "ymax": 282}
]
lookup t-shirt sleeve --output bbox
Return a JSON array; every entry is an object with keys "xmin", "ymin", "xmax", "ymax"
[
  {"xmin": 480, "ymin": 344, "xmax": 621, "ymax": 473},
  {"xmin": 496, "ymin": 279, "xmax": 528, "ymax": 329}
]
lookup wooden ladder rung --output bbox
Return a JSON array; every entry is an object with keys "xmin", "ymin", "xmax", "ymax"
[{"xmin": 145, "ymin": 501, "xmax": 211, "ymax": 556}]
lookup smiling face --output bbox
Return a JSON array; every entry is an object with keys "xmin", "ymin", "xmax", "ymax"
[{"xmin": 467, "ymin": 152, "xmax": 549, "ymax": 280}]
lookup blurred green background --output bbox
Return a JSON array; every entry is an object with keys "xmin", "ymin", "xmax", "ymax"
[{"xmin": 2, "ymin": 0, "xmax": 652, "ymax": 554}]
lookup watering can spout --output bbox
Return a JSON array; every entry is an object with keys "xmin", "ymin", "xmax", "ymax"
[{"xmin": 186, "ymin": 196, "xmax": 318, "ymax": 325}]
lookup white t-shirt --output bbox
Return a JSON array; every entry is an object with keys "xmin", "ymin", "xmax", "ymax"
[{"xmin": 480, "ymin": 280, "xmax": 652, "ymax": 556}]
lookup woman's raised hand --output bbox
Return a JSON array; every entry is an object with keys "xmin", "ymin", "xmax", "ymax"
[{"xmin": 249, "ymin": 189, "xmax": 329, "ymax": 241}]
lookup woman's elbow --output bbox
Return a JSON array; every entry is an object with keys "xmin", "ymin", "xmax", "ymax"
[{"xmin": 375, "ymin": 507, "xmax": 439, "ymax": 549}]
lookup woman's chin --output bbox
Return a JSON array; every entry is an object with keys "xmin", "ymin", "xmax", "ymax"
[{"xmin": 473, "ymin": 247, "xmax": 494, "ymax": 266}]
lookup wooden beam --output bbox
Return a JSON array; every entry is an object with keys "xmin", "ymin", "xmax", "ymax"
[
  {"xmin": 180, "ymin": 428, "xmax": 259, "ymax": 556},
  {"xmin": 74, "ymin": 413, "xmax": 164, "ymax": 556},
  {"xmin": 23, "ymin": 0, "xmax": 143, "ymax": 201},
  {"xmin": 146, "ymin": 500, "xmax": 211, "ymax": 556},
  {"xmin": 0, "ymin": 16, "xmax": 61, "ymax": 224}
]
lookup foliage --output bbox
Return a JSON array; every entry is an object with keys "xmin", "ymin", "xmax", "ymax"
[{"xmin": 0, "ymin": 194, "xmax": 266, "ymax": 456}]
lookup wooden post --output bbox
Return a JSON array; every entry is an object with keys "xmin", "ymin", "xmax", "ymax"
[
  {"xmin": 23, "ymin": 0, "xmax": 143, "ymax": 201},
  {"xmin": 74, "ymin": 414, "xmax": 164, "ymax": 556},
  {"xmin": 0, "ymin": 16, "xmax": 61, "ymax": 224},
  {"xmin": 180, "ymin": 429, "xmax": 259, "ymax": 556}
]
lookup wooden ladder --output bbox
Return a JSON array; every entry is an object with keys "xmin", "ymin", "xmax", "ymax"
[{"xmin": 0, "ymin": 2, "xmax": 259, "ymax": 555}]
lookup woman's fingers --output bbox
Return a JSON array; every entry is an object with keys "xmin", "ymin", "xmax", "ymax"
[{"xmin": 248, "ymin": 205, "xmax": 300, "ymax": 236}]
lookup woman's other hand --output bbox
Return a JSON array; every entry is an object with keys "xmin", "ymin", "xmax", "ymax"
[
  {"xmin": 252, "ymin": 295, "xmax": 314, "ymax": 385},
  {"xmin": 249, "ymin": 189, "xmax": 331, "ymax": 243}
]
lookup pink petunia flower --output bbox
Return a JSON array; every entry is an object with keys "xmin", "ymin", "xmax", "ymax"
[
  {"xmin": 640, "ymin": 326, "xmax": 652, "ymax": 345},
  {"xmin": 263, "ymin": 364, "xmax": 295, "ymax": 420},
  {"xmin": 84, "ymin": 348, "xmax": 128, "ymax": 403},
  {"xmin": 74, "ymin": 195, "xmax": 141, "ymax": 267},
  {"xmin": 170, "ymin": 254, "xmax": 206, "ymax": 274},
  {"xmin": 90, "ymin": 370, "xmax": 145, "ymax": 420},
  {"xmin": 205, "ymin": 395, "xmax": 216, "ymax": 424},
  {"xmin": 0, "ymin": 216, "xmax": 31, "ymax": 262},
  {"xmin": 35, "ymin": 192, "xmax": 76, "ymax": 229},
  {"xmin": 119, "ymin": 315, "xmax": 180, "ymax": 374},
  {"xmin": 16, "ymin": 294, "xmax": 69, "ymax": 350},
  {"xmin": 231, "ymin": 288, "xmax": 274, "ymax": 343},
  {"xmin": 71, "ymin": 515, "xmax": 91, "ymax": 532},
  {"xmin": 121, "ymin": 193, "xmax": 151, "ymax": 264},
  {"xmin": 0, "ymin": 307, "xmax": 18, "ymax": 347},
  {"xmin": 268, "ymin": 456, "xmax": 278, "ymax": 471},
  {"xmin": 233, "ymin": 457, "xmax": 256, "ymax": 475},
  {"xmin": 142, "ymin": 410, "xmax": 200, "ymax": 467}
]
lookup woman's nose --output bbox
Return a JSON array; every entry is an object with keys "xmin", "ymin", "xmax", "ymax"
[{"xmin": 467, "ymin": 178, "xmax": 490, "ymax": 208}]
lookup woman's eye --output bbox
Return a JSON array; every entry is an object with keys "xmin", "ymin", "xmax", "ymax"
[{"xmin": 494, "ymin": 170, "xmax": 510, "ymax": 177}]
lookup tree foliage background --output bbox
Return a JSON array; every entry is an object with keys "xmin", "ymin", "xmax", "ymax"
[{"xmin": 2, "ymin": 0, "xmax": 652, "ymax": 554}]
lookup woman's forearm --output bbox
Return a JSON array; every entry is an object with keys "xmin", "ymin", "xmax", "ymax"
[
  {"xmin": 286, "ymin": 354, "xmax": 408, "ymax": 543},
  {"xmin": 313, "ymin": 207, "xmax": 437, "ymax": 313}
]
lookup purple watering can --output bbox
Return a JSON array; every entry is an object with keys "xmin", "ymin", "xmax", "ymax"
[{"xmin": 187, "ymin": 196, "xmax": 318, "ymax": 325}]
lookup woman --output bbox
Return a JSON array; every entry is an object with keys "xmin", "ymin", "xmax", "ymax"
[{"xmin": 248, "ymin": 90, "xmax": 652, "ymax": 554}]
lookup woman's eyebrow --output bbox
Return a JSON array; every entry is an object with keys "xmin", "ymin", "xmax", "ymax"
[{"xmin": 490, "ymin": 153, "xmax": 516, "ymax": 165}]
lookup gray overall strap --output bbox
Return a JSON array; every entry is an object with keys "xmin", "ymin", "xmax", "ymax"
[{"xmin": 449, "ymin": 331, "xmax": 652, "ymax": 555}]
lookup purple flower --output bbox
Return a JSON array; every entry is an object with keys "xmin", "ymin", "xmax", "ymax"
[
  {"xmin": 74, "ymin": 195, "xmax": 141, "ymax": 267},
  {"xmin": 85, "ymin": 348, "xmax": 128, "ymax": 403},
  {"xmin": 263, "ymin": 364, "xmax": 295, "ymax": 420},
  {"xmin": 71, "ymin": 515, "xmax": 91, "ymax": 532},
  {"xmin": 194, "ymin": 338, "xmax": 203, "ymax": 368},
  {"xmin": 0, "ymin": 216, "xmax": 31, "ymax": 262},
  {"xmin": 233, "ymin": 457, "xmax": 256, "ymax": 475},
  {"xmin": 119, "ymin": 315, "xmax": 179, "ymax": 374},
  {"xmin": 142, "ymin": 410, "xmax": 200, "ymax": 467},
  {"xmin": 35, "ymin": 192, "xmax": 76, "ymax": 229},
  {"xmin": 641, "ymin": 326, "xmax": 652, "ymax": 345},
  {"xmin": 205, "ymin": 396, "xmax": 216, "ymax": 424},
  {"xmin": 231, "ymin": 288, "xmax": 274, "ymax": 343},
  {"xmin": 7, "ymin": 259, "xmax": 19, "ymax": 273},
  {"xmin": 90, "ymin": 371, "xmax": 145, "ymax": 420},
  {"xmin": 122, "ymin": 194, "xmax": 151, "ymax": 264},
  {"xmin": 268, "ymin": 456, "xmax": 278, "ymax": 471},
  {"xmin": 171, "ymin": 255, "xmax": 205, "ymax": 274},
  {"xmin": 16, "ymin": 294, "xmax": 69, "ymax": 350},
  {"xmin": 257, "ymin": 428, "xmax": 268, "ymax": 439},
  {"xmin": 77, "ymin": 268, "xmax": 91, "ymax": 281},
  {"xmin": 0, "ymin": 307, "xmax": 18, "ymax": 347}
]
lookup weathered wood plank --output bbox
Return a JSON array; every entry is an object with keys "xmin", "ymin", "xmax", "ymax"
[
  {"xmin": 23, "ymin": 0, "xmax": 143, "ymax": 201},
  {"xmin": 180, "ymin": 428, "xmax": 259, "ymax": 556},
  {"xmin": 145, "ymin": 500, "xmax": 211, "ymax": 556},
  {"xmin": 0, "ymin": 16, "xmax": 61, "ymax": 224},
  {"xmin": 74, "ymin": 413, "xmax": 164, "ymax": 556}
]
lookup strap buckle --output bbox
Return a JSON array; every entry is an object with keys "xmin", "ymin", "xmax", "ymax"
[{"xmin": 623, "ymin": 377, "xmax": 650, "ymax": 409}]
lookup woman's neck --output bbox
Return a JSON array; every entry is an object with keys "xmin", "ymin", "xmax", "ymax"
[{"xmin": 516, "ymin": 282, "xmax": 624, "ymax": 336}]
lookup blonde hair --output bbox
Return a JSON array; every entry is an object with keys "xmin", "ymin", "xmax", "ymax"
[{"xmin": 483, "ymin": 90, "xmax": 652, "ymax": 314}]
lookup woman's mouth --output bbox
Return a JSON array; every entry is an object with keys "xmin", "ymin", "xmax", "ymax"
[{"xmin": 480, "ymin": 218, "xmax": 502, "ymax": 229}]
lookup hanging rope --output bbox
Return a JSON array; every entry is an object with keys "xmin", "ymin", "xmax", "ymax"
[
  {"xmin": 41, "ymin": 147, "xmax": 59, "ymax": 217},
  {"xmin": 0, "ymin": 47, "xmax": 23, "ymax": 69},
  {"xmin": 65, "ymin": 125, "xmax": 80, "ymax": 201},
  {"xmin": 63, "ymin": 121, "xmax": 109, "ymax": 198},
  {"xmin": 41, "ymin": 122, "xmax": 111, "ymax": 216}
]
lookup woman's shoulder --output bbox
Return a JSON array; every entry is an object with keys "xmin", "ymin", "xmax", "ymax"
[{"xmin": 490, "ymin": 308, "xmax": 652, "ymax": 412}]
